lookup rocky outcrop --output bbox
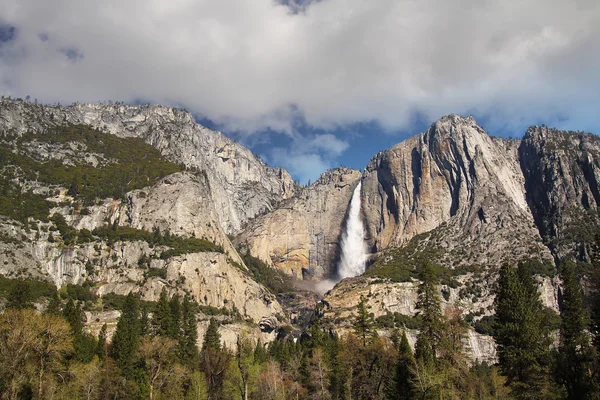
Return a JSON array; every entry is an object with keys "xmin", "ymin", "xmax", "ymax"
[
  {"xmin": 520, "ymin": 126, "xmax": 600, "ymax": 260},
  {"xmin": 362, "ymin": 115, "xmax": 553, "ymax": 267},
  {"xmin": 235, "ymin": 168, "xmax": 361, "ymax": 279},
  {"xmin": 323, "ymin": 273, "xmax": 559, "ymax": 364},
  {"xmin": 0, "ymin": 222, "xmax": 282, "ymax": 324},
  {"xmin": 0, "ymin": 99, "xmax": 296, "ymax": 235}
]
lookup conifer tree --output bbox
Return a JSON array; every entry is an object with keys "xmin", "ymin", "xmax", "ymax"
[
  {"xmin": 45, "ymin": 290, "xmax": 60, "ymax": 315},
  {"xmin": 111, "ymin": 293, "xmax": 141, "ymax": 374},
  {"xmin": 180, "ymin": 294, "xmax": 199, "ymax": 364},
  {"xmin": 414, "ymin": 262, "xmax": 443, "ymax": 364},
  {"xmin": 96, "ymin": 323, "xmax": 108, "ymax": 361},
  {"xmin": 202, "ymin": 318, "xmax": 221, "ymax": 352},
  {"xmin": 494, "ymin": 262, "xmax": 555, "ymax": 399},
  {"xmin": 7, "ymin": 280, "xmax": 32, "ymax": 309},
  {"xmin": 62, "ymin": 299, "xmax": 97, "ymax": 363},
  {"xmin": 153, "ymin": 288, "xmax": 171, "ymax": 336},
  {"xmin": 353, "ymin": 296, "xmax": 376, "ymax": 347},
  {"xmin": 307, "ymin": 316, "xmax": 327, "ymax": 350},
  {"xmin": 253, "ymin": 340, "xmax": 268, "ymax": 365},
  {"xmin": 391, "ymin": 330, "xmax": 414, "ymax": 399},
  {"xmin": 201, "ymin": 318, "xmax": 230, "ymax": 400},
  {"xmin": 556, "ymin": 261, "xmax": 593, "ymax": 399},
  {"xmin": 63, "ymin": 299, "xmax": 83, "ymax": 333},
  {"xmin": 140, "ymin": 303, "xmax": 150, "ymax": 337},
  {"xmin": 168, "ymin": 294, "xmax": 181, "ymax": 340}
]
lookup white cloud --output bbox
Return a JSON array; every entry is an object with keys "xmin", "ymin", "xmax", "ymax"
[{"xmin": 0, "ymin": 0, "xmax": 599, "ymax": 135}]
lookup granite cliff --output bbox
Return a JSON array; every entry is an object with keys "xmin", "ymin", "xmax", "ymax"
[
  {"xmin": 2, "ymin": 98, "xmax": 600, "ymax": 361},
  {"xmin": 235, "ymin": 167, "xmax": 362, "ymax": 280}
]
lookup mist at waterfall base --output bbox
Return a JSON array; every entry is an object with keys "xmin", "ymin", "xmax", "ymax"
[{"xmin": 315, "ymin": 182, "xmax": 367, "ymax": 294}]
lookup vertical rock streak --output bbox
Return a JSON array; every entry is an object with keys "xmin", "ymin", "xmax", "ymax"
[{"xmin": 338, "ymin": 181, "xmax": 367, "ymax": 279}]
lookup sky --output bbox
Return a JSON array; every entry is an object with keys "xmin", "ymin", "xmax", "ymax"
[{"xmin": 1, "ymin": 0, "xmax": 599, "ymax": 184}]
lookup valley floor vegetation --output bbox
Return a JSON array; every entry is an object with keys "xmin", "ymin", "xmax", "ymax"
[{"xmin": 2, "ymin": 257, "xmax": 600, "ymax": 400}]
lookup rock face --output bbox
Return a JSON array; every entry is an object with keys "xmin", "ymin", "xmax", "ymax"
[
  {"xmin": 0, "ymin": 99, "xmax": 296, "ymax": 235},
  {"xmin": 0, "ymin": 222, "xmax": 280, "ymax": 324},
  {"xmin": 322, "ymin": 274, "xmax": 559, "ymax": 364},
  {"xmin": 0, "ymin": 99, "xmax": 289, "ymax": 327},
  {"xmin": 3, "ymin": 98, "xmax": 600, "ymax": 362},
  {"xmin": 236, "ymin": 168, "xmax": 362, "ymax": 279},
  {"xmin": 362, "ymin": 115, "xmax": 552, "ymax": 267},
  {"xmin": 520, "ymin": 126, "xmax": 600, "ymax": 260}
]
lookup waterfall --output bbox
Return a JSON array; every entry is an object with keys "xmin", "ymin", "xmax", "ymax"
[
  {"xmin": 337, "ymin": 181, "xmax": 366, "ymax": 279},
  {"xmin": 314, "ymin": 180, "xmax": 366, "ymax": 294}
]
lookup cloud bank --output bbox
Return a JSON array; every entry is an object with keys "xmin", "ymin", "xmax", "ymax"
[{"xmin": 1, "ymin": 0, "xmax": 599, "ymax": 180}]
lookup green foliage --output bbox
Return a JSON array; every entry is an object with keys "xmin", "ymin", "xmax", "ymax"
[
  {"xmin": 63, "ymin": 299, "xmax": 83, "ymax": 333},
  {"xmin": 556, "ymin": 260, "xmax": 594, "ymax": 399},
  {"xmin": 365, "ymin": 231, "xmax": 441, "ymax": 282},
  {"xmin": 111, "ymin": 293, "xmax": 141, "ymax": 375},
  {"xmin": 375, "ymin": 312, "xmax": 423, "ymax": 330},
  {"xmin": 0, "ymin": 274, "xmax": 56, "ymax": 304},
  {"xmin": 524, "ymin": 258, "xmax": 556, "ymax": 278},
  {"xmin": 96, "ymin": 323, "xmax": 108, "ymax": 361},
  {"xmin": 91, "ymin": 225, "xmax": 223, "ymax": 256},
  {"xmin": 241, "ymin": 252, "xmax": 295, "ymax": 294},
  {"xmin": 0, "ymin": 177, "xmax": 50, "ymax": 224},
  {"xmin": 167, "ymin": 294, "xmax": 181, "ymax": 340},
  {"xmin": 65, "ymin": 282, "xmax": 96, "ymax": 302},
  {"xmin": 202, "ymin": 317, "xmax": 221, "ymax": 352},
  {"xmin": 493, "ymin": 262, "xmax": 557, "ymax": 398},
  {"xmin": 152, "ymin": 288, "xmax": 172, "ymax": 337},
  {"xmin": 180, "ymin": 294, "xmax": 199, "ymax": 364},
  {"xmin": 6, "ymin": 280, "xmax": 33, "ymax": 309},
  {"xmin": 10, "ymin": 124, "xmax": 183, "ymax": 204},
  {"xmin": 353, "ymin": 296, "xmax": 377, "ymax": 347},
  {"xmin": 414, "ymin": 261, "xmax": 444, "ymax": 364},
  {"xmin": 472, "ymin": 315, "xmax": 496, "ymax": 336},
  {"xmin": 73, "ymin": 332, "xmax": 99, "ymax": 363},
  {"xmin": 100, "ymin": 292, "xmax": 156, "ymax": 312},
  {"xmin": 143, "ymin": 267, "xmax": 166, "ymax": 279},
  {"xmin": 140, "ymin": 304, "xmax": 150, "ymax": 336},
  {"xmin": 51, "ymin": 213, "xmax": 78, "ymax": 245},
  {"xmin": 390, "ymin": 330, "xmax": 414, "ymax": 400}
]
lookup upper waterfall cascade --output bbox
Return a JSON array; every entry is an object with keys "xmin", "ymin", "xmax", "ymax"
[{"xmin": 337, "ymin": 181, "xmax": 367, "ymax": 279}]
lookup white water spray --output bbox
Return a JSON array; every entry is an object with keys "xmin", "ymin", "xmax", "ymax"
[
  {"xmin": 338, "ymin": 181, "xmax": 367, "ymax": 279},
  {"xmin": 314, "ymin": 181, "xmax": 367, "ymax": 294}
]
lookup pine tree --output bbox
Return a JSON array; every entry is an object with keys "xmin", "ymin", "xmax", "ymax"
[
  {"xmin": 96, "ymin": 323, "xmax": 108, "ymax": 361},
  {"xmin": 63, "ymin": 299, "xmax": 83, "ymax": 333},
  {"xmin": 353, "ymin": 296, "xmax": 377, "ymax": 347},
  {"xmin": 153, "ymin": 288, "xmax": 171, "ymax": 336},
  {"xmin": 202, "ymin": 318, "xmax": 221, "ymax": 352},
  {"xmin": 253, "ymin": 340, "xmax": 268, "ymax": 365},
  {"xmin": 179, "ymin": 294, "xmax": 199, "ymax": 364},
  {"xmin": 556, "ymin": 261, "xmax": 593, "ymax": 399},
  {"xmin": 168, "ymin": 294, "xmax": 181, "ymax": 340},
  {"xmin": 111, "ymin": 293, "xmax": 141, "ymax": 374},
  {"xmin": 62, "ymin": 299, "xmax": 97, "ymax": 362},
  {"xmin": 414, "ymin": 262, "xmax": 443, "ymax": 364},
  {"xmin": 140, "ymin": 304, "xmax": 150, "ymax": 337},
  {"xmin": 391, "ymin": 330, "xmax": 414, "ymax": 399},
  {"xmin": 45, "ymin": 290, "xmax": 60, "ymax": 315},
  {"xmin": 306, "ymin": 316, "xmax": 327, "ymax": 351},
  {"xmin": 494, "ymin": 262, "xmax": 555, "ymax": 399}
]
